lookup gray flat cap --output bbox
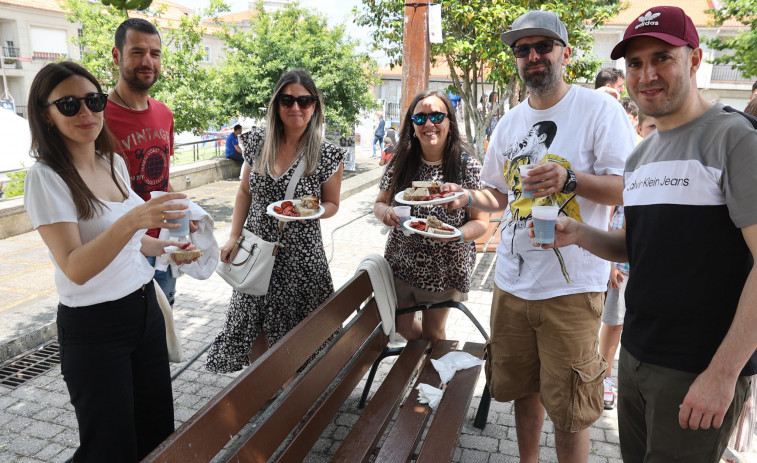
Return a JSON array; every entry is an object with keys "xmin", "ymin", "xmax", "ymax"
[{"xmin": 500, "ymin": 10, "xmax": 569, "ymax": 47}]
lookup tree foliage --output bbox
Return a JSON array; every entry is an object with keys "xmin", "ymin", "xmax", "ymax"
[
  {"xmin": 64, "ymin": 0, "xmax": 226, "ymax": 134},
  {"xmin": 357, "ymin": 0, "xmax": 624, "ymax": 159},
  {"xmin": 215, "ymin": 1, "xmax": 379, "ymax": 134},
  {"xmin": 706, "ymin": 0, "xmax": 757, "ymax": 80}
]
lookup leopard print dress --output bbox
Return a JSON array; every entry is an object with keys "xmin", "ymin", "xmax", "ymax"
[{"xmin": 206, "ymin": 128, "xmax": 344, "ymax": 373}]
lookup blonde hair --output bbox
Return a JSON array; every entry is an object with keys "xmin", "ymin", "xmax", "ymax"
[{"xmin": 255, "ymin": 68, "xmax": 324, "ymax": 176}]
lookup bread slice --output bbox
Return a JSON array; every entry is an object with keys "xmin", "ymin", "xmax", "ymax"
[
  {"xmin": 429, "ymin": 228, "xmax": 455, "ymax": 236},
  {"xmin": 295, "ymin": 203, "xmax": 316, "ymax": 216},
  {"xmin": 171, "ymin": 249, "xmax": 203, "ymax": 261},
  {"xmin": 412, "ymin": 181, "xmax": 440, "ymax": 194},
  {"xmin": 300, "ymin": 195, "xmax": 319, "ymax": 209},
  {"xmin": 403, "ymin": 187, "xmax": 429, "ymax": 201},
  {"xmin": 425, "ymin": 215, "xmax": 444, "ymax": 231}
]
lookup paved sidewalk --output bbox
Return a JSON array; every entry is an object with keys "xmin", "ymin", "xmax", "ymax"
[{"xmin": 0, "ymin": 149, "xmax": 751, "ymax": 462}]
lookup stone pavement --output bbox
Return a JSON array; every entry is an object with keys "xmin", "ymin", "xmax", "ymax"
[{"xmin": 0, "ymin": 149, "xmax": 750, "ymax": 462}]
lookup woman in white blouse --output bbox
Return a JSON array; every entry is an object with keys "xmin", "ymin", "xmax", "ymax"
[{"xmin": 23, "ymin": 61, "xmax": 192, "ymax": 462}]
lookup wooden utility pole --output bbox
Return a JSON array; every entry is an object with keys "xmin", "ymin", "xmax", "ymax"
[{"xmin": 400, "ymin": 0, "xmax": 430, "ymax": 120}]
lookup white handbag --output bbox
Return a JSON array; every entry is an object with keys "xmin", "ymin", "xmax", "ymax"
[
  {"xmin": 215, "ymin": 155, "xmax": 305, "ymax": 296},
  {"xmin": 215, "ymin": 229, "xmax": 278, "ymax": 296}
]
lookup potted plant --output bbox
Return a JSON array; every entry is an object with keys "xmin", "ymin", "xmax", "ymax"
[{"xmin": 2, "ymin": 58, "xmax": 18, "ymax": 69}]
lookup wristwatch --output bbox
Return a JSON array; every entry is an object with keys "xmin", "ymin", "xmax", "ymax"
[{"xmin": 562, "ymin": 168, "xmax": 578, "ymax": 194}]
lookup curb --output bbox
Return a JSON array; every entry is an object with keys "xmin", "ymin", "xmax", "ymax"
[{"xmin": 0, "ymin": 166, "xmax": 385, "ymax": 364}]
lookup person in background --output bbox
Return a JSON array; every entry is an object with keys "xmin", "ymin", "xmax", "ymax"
[
  {"xmin": 24, "ymin": 61, "xmax": 195, "ymax": 462},
  {"xmin": 105, "ymin": 18, "xmax": 196, "ymax": 307},
  {"xmin": 379, "ymin": 135, "xmax": 395, "ymax": 167},
  {"xmin": 225, "ymin": 124, "xmax": 243, "ymax": 162},
  {"xmin": 538, "ymin": 7, "xmax": 757, "ymax": 461},
  {"xmin": 745, "ymin": 97, "xmax": 757, "ymax": 115},
  {"xmin": 594, "ymin": 67, "xmax": 625, "ymax": 101},
  {"xmin": 372, "ymin": 112, "xmax": 385, "ymax": 158},
  {"xmin": 206, "ymin": 68, "xmax": 344, "ymax": 373},
  {"xmin": 621, "ymin": 97, "xmax": 639, "ymax": 127},
  {"xmin": 444, "ymin": 10, "xmax": 634, "ymax": 462},
  {"xmin": 374, "ymin": 89, "xmax": 488, "ymax": 342},
  {"xmin": 750, "ymin": 81, "xmax": 756, "ymax": 101}
]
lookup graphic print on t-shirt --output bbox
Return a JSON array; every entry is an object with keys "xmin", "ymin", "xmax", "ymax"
[
  {"xmin": 500, "ymin": 120, "xmax": 584, "ymax": 283},
  {"xmin": 118, "ymin": 128, "xmax": 171, "ymax": 197}
]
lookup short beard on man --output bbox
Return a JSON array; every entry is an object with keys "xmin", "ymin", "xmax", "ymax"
[
  {"xmin": 520, "ymin": 58, "xmax": 561, "ymax": 96},
  {"xmin": 120, "ymin": 63, "xmax": 159, "ymax": 92}
]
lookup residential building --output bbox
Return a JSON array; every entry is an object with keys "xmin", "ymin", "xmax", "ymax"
[{"xmin": 0, "ymin": 0, "xmax": 223, "ymax": 118}]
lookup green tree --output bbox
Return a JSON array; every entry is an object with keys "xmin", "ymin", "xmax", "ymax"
[
  {"xmin": 706, "ymin": 0, "xmax": 757, "ymax": 80},
  {"xmin": 357, "ymin": 0, "xmax": 623, "ymax": 159},
  {"xmin": 215, "ymin": 1, "xmax": 378, "ymax": 134},
  {"xmin": 64, "ymin": 0, "xmax": 227, "ymax": 134}
]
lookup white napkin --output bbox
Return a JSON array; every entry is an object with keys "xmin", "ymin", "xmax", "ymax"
[
  {"xmin": 416, "ymin": 383, "xmax": 444, "ymax": 409},
  {"xmin": 156, "ymin": 200, "xmax": 219, "ymax": 279},
  {"xmin": 431, "ymin": 351, "xmax": 485, "ymax": 384}
]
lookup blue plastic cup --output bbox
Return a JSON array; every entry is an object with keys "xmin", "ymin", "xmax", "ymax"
[{"xmin": 531, "ymin": 205, "xmax": 559, "ymax": 244}]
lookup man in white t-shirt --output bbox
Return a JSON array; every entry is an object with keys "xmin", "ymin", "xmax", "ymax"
[{"xmin": 445, "ymin": 10, "xmax": 634, "ymax": 463}]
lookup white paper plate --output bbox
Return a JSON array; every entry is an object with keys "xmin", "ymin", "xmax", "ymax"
[
  {"xmin": 403, "ymin": 217, "xmax": 461, "ymax": 239},
  {"xmin": 394, "ymin": 191, "xmax": 465, "ymax": 206},
  {"xmin": 266, "ymin": 200, "xmax": 325, "ymax": 222}
]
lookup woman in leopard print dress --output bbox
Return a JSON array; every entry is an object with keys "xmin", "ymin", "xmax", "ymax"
[
  {"xmin": 206, "ymin": 69, "xmax": 344, "ymax": 373},
  {"xmin": 375, "ymin": 89, "xmax": 488, "ymax": 342}
]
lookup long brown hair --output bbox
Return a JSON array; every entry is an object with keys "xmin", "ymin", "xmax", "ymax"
[
  {"xmin": 28, "ymin": 61, "xmax": 126, "ymax": 220},
  {"xmin": 255, "ymin": 68, "xmax": 324, "ymax": 176},
  {"xmin": 387, "ymin": 89, "xmax": 472, "ymax": 200}
]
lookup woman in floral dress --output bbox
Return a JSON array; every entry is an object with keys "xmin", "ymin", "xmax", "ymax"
[
  {"xmin": 206, "ymin": 68, "xmax": 344, "ymax": 373},
  {"xmin": 375, "ymin": 89, "xmax": 488, "ymax": 342}
]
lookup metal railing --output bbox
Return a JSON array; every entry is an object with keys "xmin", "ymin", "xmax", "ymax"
[
  {"xmin": 0, "ymin": 136, "xmax": 229, "ymax": 200},
  {"xmin": 2, "ymin": 46, "xmax": 19, "ymax": 58},
  {"xmin": 711, "ymin": 64, "xmax": 755, "ymax": 83}
]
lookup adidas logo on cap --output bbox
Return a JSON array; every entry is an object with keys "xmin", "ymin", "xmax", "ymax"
[{"xmin": 635, "ymin": 11, "xmax": 661, "ymax": 29}]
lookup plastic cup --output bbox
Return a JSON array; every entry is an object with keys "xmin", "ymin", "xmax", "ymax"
[
  {"xmin": 394, "ymin": 206, "xmax": 411, "ymax": 228},
  {"xmin": 150, "ymin": 191, "xmax": 190, "ymax": 237},
  {"xmin": 519, "ymin": 164, "xmax": 539, "ymax": 199},
  {"xmin": 531, "ymin": 205, "xmax": 559, "ymax": 244}
]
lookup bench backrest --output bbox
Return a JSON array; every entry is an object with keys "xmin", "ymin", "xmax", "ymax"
[{"xmin": 143, "ymin": 271, "xmax": 382, "ymax": 462}]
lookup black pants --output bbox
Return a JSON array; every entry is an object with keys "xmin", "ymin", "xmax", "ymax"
[{"xmin": 57, "ymin": 281, "xmax": 174, "ymax": 462}]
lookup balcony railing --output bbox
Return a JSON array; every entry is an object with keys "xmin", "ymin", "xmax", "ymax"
[
  {"xmin": 710, "ymin": 64, "xmax": 755, "ymax": 83},
  {"xmin": 32, "ymin": 51, "xmax": 63, "ymax": 61},
  {"xmin": 2, "ymin": 46, "xmax": 19, "ymax": 58}
]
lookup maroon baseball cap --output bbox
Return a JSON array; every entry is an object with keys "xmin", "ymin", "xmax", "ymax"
[{"xmin": 610, "ymin": 6, "xmax": 699, "ymax": 60}]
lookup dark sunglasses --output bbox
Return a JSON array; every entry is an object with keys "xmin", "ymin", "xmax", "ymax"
[
  {"xmin": 44, "ymin": 93, "xmax": 108, "ymax": 117},
  {"xmin": 411, "ymin": 111, "xmax": 447, "ymax": 126},
  {"xmin": 511, "ymin": 39, "xmax": 562, "ymax": 58},
  {"xmin": 277, "ymin": 93, "xmax": 317, "ymax": 109}
]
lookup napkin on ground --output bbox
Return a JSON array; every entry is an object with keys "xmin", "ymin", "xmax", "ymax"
[
  {"xmin": 416, "ymin": 383, "xmax": 444, "ymax": 409},
  {"xmin": 431, "ymin": 351, "xmax": 486, "ymax": 384}
]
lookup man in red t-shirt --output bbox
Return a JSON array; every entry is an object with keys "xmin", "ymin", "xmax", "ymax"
[{"xmin": 105, "ymin": 18, "xmax": 185, "ymax": 305}]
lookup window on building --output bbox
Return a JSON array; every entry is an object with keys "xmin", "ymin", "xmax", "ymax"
[
  {"xmin": 203, "ymin": 46, "xmax": 211, "ymax": 62},
  {"xmin": 30, "ymin": 27, "xmax": 68, "ymax": 61},
  {"xmin": 77, "ymin": 29, "xmax": 85, "ymax": 59}
]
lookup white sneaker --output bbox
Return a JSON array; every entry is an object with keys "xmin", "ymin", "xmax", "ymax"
[{"xmin": 603, "ymin": 377, "xmax": 615, "ymax": 410}]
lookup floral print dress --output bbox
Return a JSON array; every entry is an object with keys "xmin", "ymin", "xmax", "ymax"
[{"xmin": 206, "ymin": 128, "xmax": 345, "ymax": 373}]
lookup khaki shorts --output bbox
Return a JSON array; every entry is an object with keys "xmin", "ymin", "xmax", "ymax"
[
  {"xmin": 485, "ymin": 287, "xmax": 607, "ymax": 432},
  {"xmin": 394, "ymin": 278, "xmax": 466, "ymax": 308}
]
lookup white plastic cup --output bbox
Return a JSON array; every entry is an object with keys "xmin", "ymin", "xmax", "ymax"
[
  {"xmin": 394, "ymin": 206, "xmax": 411, "ymax": 228},
  {"xmin": 150, "ymin": 191, "xmax": 190, "ymax": 237},
  {"xmin": 531, "ymin": 205, "xmax": 559, "ymax": 244},
  {"xmin": 519, "ymin": 164, "xmax": 539, "ymax": 199}
]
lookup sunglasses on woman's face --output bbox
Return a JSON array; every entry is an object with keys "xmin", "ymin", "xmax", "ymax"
[
  {"xmin": 511, "ymin": 39, "xmax": 562, "ymax": 58},
  {"xmin": 45, "ymin": 93, "xmax": 108, "ymax": 117},
  {"xmin": 277, "ymin": 94, "xmax": 317, "ymax": 109},
  {"xmin": 411, "ymin": 111, "xmax": 447, "ymax": 126}
]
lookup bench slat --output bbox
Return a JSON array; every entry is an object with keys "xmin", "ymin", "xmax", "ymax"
[
  {"xmin": 331, "ymin": 338, "xmax": 432, "ymax": 463},
  {"xmin": 226, "ymin": 300, "xmax": 384, "ymax": 462},
  {"xmin": 143, "ymin": 271, "xmax": 373, "ymax": 463},
  {"xmin": 373, "ymin": 340, "xmax": 459, "ymax": 463},
  {"xmin": 416, "ymin": 342, "xmax": 485, "ymax": 463}
]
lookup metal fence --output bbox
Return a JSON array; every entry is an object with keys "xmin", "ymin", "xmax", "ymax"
[{"xmin": 0, "ymin": 136, "xmax": 227, "ymax": 201}]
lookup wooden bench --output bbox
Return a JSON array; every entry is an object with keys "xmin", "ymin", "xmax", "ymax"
[
  {"xmin": 143, "ymin": 270, "xmax": 489, "ymax": 463},
  {"xmin": 475, "ymin": 211, "xmax": 505, "ymax": 253}
]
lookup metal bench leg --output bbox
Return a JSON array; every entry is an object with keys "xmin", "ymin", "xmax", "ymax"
[
  {"xmin": 473, "ymin": 384, "xmax": 491, "ymax": 429},
  {"xmin": 359, "ymin": 346, "xmax": 404, "ymax": 409}
]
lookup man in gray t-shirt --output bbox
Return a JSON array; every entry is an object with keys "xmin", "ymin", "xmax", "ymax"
[{"xmin": 539, "ymin": 6, "xmax": 757, "ymax": 462}]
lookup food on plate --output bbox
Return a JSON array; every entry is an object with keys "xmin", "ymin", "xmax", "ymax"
[
  {"xmin": 403, "ymin": 187, "xmax": 429, "ymax": 201},
  {"xmin": 272, "ymin": 197, "xmax": 319, "ymax": 218},
  {"xmin": 408, "ymin": 215, "xmax": 457, "ymax": 236},
  {"xmin": 412, "ymin": 181, "xmax": 441, "ymax": 194},
  {"xmin": 171, "ymin": 249, "xmax": 203, "ymax": 261},
  {"xmin": 300, "ymin": 195, "xmax": 319, "ymax": 209}
]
